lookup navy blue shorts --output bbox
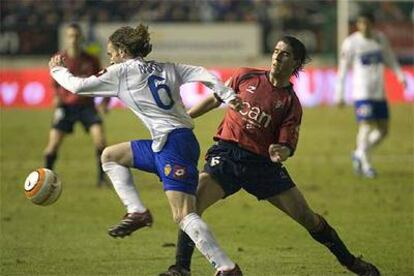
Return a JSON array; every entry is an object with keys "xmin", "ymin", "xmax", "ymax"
[
  {"xmin": 354, "ymin": 100, "xmax": 389, "ymax": 122},
  {"xmin": 131, "ymin": 128, "xmax": 200, "ymax": 195},
  {"xmin": 52, "ymin": 104, "xmax": 102, "ymax": 133},
  {"xmin": 203, "ymin": 141, "xmax": 296, "ymax": 200}
]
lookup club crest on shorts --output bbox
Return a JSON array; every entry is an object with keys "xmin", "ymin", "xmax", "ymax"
[
  {"xmin": 173, "ymin": 165, "xmax": 187, "ymax": 179},
  {"xmin": 164, "ymin": 164, "xmax": 172, "ymax": 176}
]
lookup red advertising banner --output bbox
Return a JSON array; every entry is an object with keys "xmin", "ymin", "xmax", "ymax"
[{"xmin": 1, "ymin": 67, "xmax": 413, "ymax": 108}]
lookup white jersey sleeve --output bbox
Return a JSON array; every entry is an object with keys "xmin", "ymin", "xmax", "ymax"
[
  {"xmin": 50, "ymin": 64, "xmax": 121, "ymax": 97},
  {"xmin": 174, "ymin": 63, "xmax": 236, "ymax": 103},
  {"xmin": 380, "ymin": 34, "xmax": 405, "ymax": 83},
  {"xmin": 335, "ymin": 36, "xmax": 354, "ymax": 103}
]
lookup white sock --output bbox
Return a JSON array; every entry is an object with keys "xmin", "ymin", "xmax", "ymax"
[
  {"xmin": 368, "ymin": 128, "xmax": 383, "ymax": 149},
  {"xmin": 355, "ymin": 124, "xmax": 372, "ymax": 171},
  {"xmin": 180, "ymin": 213, "xmax": 235, "ymax": 271},
  {"xmin": 102, "ymin": 162, "xmax": 146, "ymax": 214}
]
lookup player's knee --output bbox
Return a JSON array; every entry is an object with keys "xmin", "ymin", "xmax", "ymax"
[
  {"xmin": 172, "ymin": 211, "xmax": 186, "ymax": 224},
  {"xmin": 297, "ymin": 207, "xmax": 318, "ymax": 230},
  {"xmin": 305, "ymin": 211, "xmax": 321, "ymax": 230},
  {"xmin": 198, "ymin": 172, "xmax": 211, "ymax": 184},
  {"xmin": 101, "ymin": 146, "xmax": 114, "ymax": 163}
]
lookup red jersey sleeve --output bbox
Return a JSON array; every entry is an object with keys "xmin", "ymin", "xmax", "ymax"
[{"xmin": 277, "ymin": 93, "xmax": 302, "ymax": 156}]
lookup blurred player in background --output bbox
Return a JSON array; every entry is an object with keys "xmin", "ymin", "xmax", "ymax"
[
  {"xmin": 335, "ymin": 11, "xmax": 406, "ymax": 178},
  {"xmin": 161, "ymin": 36, "xmax": 380, "ymax": 276},
  {"xmin": 49, "ymin": 24, "xmax": 243, "ymax": 275},
  {"xmin": 43, "ymin": 23, "xmax": 109, "ymax": 187}
]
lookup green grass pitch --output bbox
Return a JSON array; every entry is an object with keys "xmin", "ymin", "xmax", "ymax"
[{"xmin": 1, "ymin": 104, "xmax": 413, "ymax": 275}]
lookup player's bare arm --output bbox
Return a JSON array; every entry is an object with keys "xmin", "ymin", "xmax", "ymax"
[
  {"xmin": 268, "ymin": 144, "xmax": 291, "ymax": 163},
  {"xmin": 188, "ymin": 94, "xmax": 242, "ymax": 119},
  {"xmin": 187, "ymin": 94, "xmax": 221, "ymax": 118}
]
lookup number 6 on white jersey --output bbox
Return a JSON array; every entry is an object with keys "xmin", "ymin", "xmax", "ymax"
[{"xmin": 147, "ymin": 75, "xmax": 174, "ymax": 109}]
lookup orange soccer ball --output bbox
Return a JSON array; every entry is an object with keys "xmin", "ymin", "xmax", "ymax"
[{"xmin": 24, "ymin": 168, "xmax": 62, "ymax": 206}]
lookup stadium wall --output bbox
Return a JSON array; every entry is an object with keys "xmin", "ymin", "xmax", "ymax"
[{"xmin": 1, "ymin": 67, "xmax": 413, "ymax": 108}]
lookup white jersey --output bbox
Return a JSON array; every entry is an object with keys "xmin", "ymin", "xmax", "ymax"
[
  {"xmin": 336, "ymin": 31, "xmax": 404, "ymax": 102},
  {"xmin": 51, "ymin": 58, "xmax": 236, "ymax": 152}
]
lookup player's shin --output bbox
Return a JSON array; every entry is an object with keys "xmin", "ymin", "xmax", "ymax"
[
  {"xmin": 367, "ymin": 128, "xmax": 383, "ymax": 148},
  {"xmin": 45, "ymin": 152, "xmax": 57, "ymax": 170},
  {"xmin": 102, "ymin": 161, "xmax": 146, "ymax": 213},
  {"xmin": 180, "ymin": 212, "xmax": 235, "ymax": 271},
  {"xmin": 355, "ymin": 124, "xmax": 371, "ymax": 169},
  {"xmin": 309, "ymin": 214, "xmax": 355, "ymax": 267},
  {"xmin": 96, "ymin": 148, "xmax": 106, "ymax": 185}
]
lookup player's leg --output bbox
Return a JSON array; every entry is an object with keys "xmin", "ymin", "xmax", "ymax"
[
  {"xmin": 353, "ymin": 100, "xmax": 388, "ymax": 178},
  {"xmin": 160, "ymin": 172, "xmax": 227, "ymax": 276},
  {"xmin": 160, "ymin": 131, "xmax": 241, "ymax": 275},
  {"xmin": 89, "ymin": 123, "xmax": 108, "ymax": 186},
  {"xmin": 267, "ymin": 187, "xmax": 379, "ymax": 275},
  {"xmin": 367, "ymin": 100, "xmax": 389, "ymax": 150},
  {"xmin": 43, "ymin": 106, "xmax": 74, "ymax": 169},
  {"xmin": 167, "ymin": 141, "xmax": 243, "ymax": 275},
  {"xmin": 367, "ymin": 119, "xmax": 388, "ymax": 149},
  {"xmin": 165, "ymin": 190, "xmax": 240, "ymax": 274},
  {"xmin": 80, "ymin": 106, "xmax": 107, "ymax": 186},
  {"xmin": 101, "ymin": 141, "xmax": 152, "ymax": 237},
  {"xmin": 43, "ymin": 128, "xmax": 66, "ymax": 169},
  {"xmin": 353, "ymin": 120, "xmax": 375, "ymax": 176},
  {"xmin": 359, "ymin": 101, "xmax": 389, "ymax": 178}
]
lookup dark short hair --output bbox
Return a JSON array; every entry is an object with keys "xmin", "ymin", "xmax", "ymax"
[
  {"xmin": 358, "ymin": 11, "xmax": 375, "ymax": 23},
  {"xmin": 109, "ymin": 24, "xmax": 152, "ymax": 58},
  {"xmin": 279, "ymin": 36, "xmax": 311, "ymax": 77},
  {"xmin": 67, "ymin": 22, "xmax": 82, "ymax": 33}
]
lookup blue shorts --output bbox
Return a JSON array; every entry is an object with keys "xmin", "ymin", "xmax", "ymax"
[
  {"xmin": 131, "ymin": 128, "xmax": 200, "ymax": 195},
  {"xmin": 354, "ymin": 100, "xmax": 389, "ymax": 122},
  {"xmin": 203, "ymin": 141, "xmax": 296, "ymax": 200}
]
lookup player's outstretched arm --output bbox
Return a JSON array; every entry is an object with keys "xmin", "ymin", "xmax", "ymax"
[
  {"xmin": 49, "ymin": 54, "xmax": 119, "ymax": 97},
  {"xmin": 382, "ymin": 35, "xmax": 406, "ymax": 87},
  {"xmin": 335, "ymin": 39, "xmax": 352, "ymax": 106},
  {"xmin": 188, "ymin": 94, "xmax": 242, "ymax": 119},
  {"xmin": 187, "ymin": 94, "xmax": 221, "ymax": 119},
  {"xmin": 175, "ymin": 63, "xmax": 239, "ymax": 104}
]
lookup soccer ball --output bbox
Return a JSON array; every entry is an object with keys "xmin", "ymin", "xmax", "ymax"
[{"xmin": 24, "ymin": 168, "xmax": 62, "ymax": 206}]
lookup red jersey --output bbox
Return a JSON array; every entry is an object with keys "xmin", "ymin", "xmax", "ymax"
[
  {"xmin": 53, "ymin": 51, "xmax": 100, "ymax": 105},
  {"xmin": 215, "ymin": 67, "xmax": 302, "ymax": 158}
]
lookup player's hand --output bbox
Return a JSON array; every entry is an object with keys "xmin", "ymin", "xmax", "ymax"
[
  {"xmin": 49, "ymin": 55, "xmax": 66, "ymax": 69},
  {"xmin": 269, "ymin": 144, "xmax": 291, "ymax": 163},
  {"xmin": 228, "ymin": 96, "xmax": 242, "ymax": 112}
]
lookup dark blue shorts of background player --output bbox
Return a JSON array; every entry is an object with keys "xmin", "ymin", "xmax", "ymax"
[{"xmin": 52, "ymin": 104, "xmax": 103, "ymax": 133}]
